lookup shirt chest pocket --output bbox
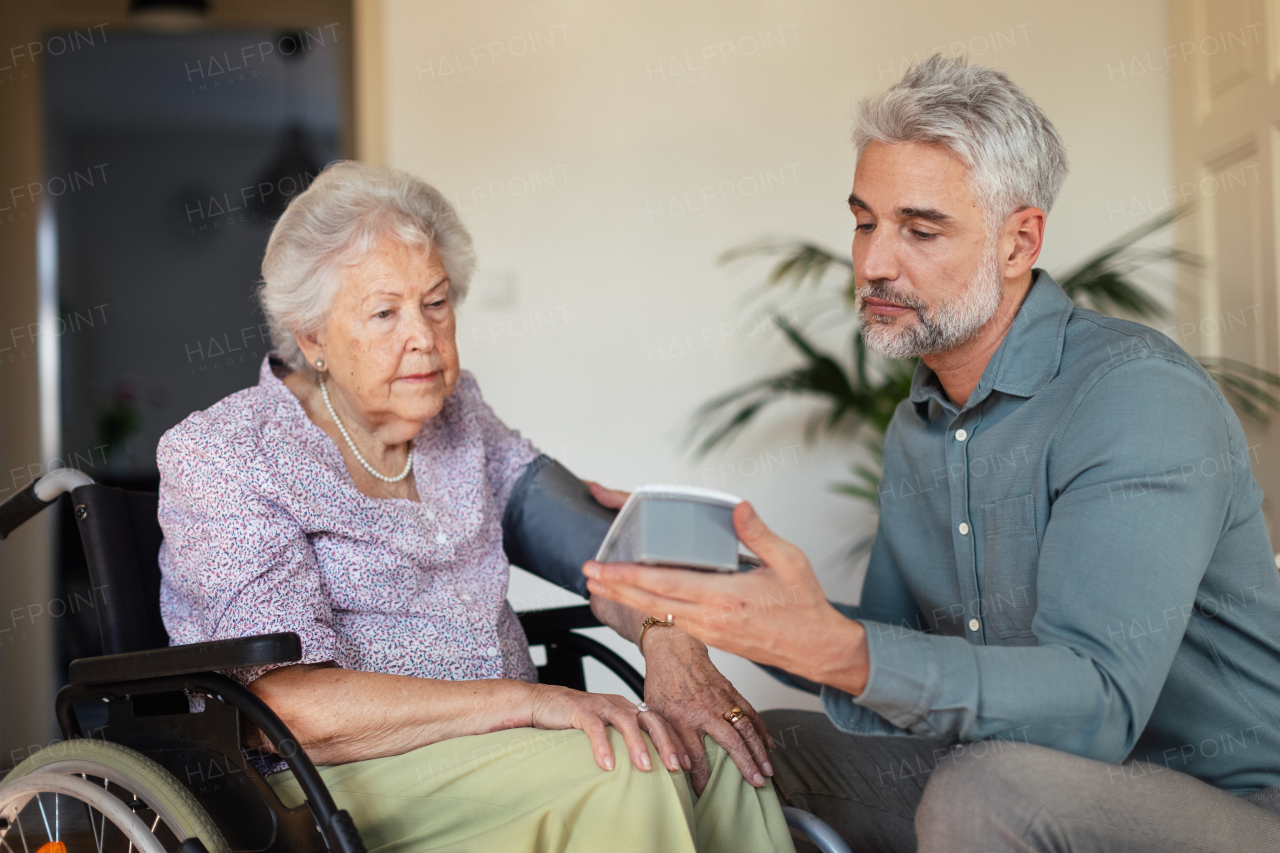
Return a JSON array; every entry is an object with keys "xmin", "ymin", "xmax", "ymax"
[{"xmin": 978, "ymin": 493, "xmax": 1039, "ymax": 645}]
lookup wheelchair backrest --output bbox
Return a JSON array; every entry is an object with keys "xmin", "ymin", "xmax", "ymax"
[{"xmin": 70, "ymin": 484, "xmax": 169, "ymax": 654}]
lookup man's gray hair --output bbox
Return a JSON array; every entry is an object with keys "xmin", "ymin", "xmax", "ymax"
[
  {"xmin": 258, "ymin": 160, "xmax": 475, "ymax": 373},
  {"xmin": 854, "ymin": 54, "xmax": 1068, "ymax": 228}
]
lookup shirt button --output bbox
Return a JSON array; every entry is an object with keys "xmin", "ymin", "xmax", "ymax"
[
  {"xmin": 968, "ymin": 618, "xmax": 981, "ymax": 632},
  {"xmin": 426, "ymin": 509, "xmax": 436, "ymax": 522},
  {"xmin": 955, "ymin": 428, "xmax": 968, "ymax": 441},
  {"xmin": 485, "ymin": 646, "xmax": 499, "ymax": 657},
  {"xmin": 435, "ymin": 532, "xmax": 447, "ymax": 544},
  {"xmin": 958, "ymin": 522, "xmax": 970, "ymax": 535}
]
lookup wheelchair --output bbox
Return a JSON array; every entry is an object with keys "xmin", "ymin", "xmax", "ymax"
[{"xmin": 0, "ymin": 466, "xmax": 851, "ymax": 853}]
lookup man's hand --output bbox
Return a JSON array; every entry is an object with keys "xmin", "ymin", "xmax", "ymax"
[
  {"xmin": 584, "ymin": 499, "xmax": 872, "ymax": 698},
  {"xmin": 586, "ymin": 482, "xmax": 777, "ymax": 795}
]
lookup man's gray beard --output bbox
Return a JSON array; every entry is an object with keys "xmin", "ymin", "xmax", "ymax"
[{"xmin": 858, "ymin": 251, "xmax": 1004, "ymax": 359}]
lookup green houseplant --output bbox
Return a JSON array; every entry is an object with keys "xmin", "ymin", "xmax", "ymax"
[{"xmin": 688, "ymin": 206, "xmax": 1280, "ymax": 516}]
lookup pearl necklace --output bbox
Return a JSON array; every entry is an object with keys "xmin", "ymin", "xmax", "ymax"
[{"xmin": 318, "ymin": 375, "xmax": 414, "ymax": 483}]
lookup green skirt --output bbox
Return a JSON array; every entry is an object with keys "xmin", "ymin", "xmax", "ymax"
[{"xmin": 268, "ymin": 727, "xmax": 794, "ymax": 853}]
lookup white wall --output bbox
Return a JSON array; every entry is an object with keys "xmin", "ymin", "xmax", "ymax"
[{"xmin": 371, "ymin": 0, "xmax": 1172, "ymax": 710}]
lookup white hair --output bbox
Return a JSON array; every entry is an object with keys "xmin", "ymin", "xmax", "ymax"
[
  {"xmin": 854, "ymin": 54, "xmax": 1068, "ymax": 229},
  {"xmin": 258, "ymin": 160, "xmax": 476, "ymax": 373}
]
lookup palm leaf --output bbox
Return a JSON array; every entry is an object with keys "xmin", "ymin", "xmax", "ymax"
[
  {"xmin": 1198, "ymin": 358, "xmax": 1280, "ymax": 425},
  {"xmin": 721, "ymin": 239, "xmax": 857, "ymax": 302},
  {"xmin": 687, "ymin": 318, "xmax": 865, "ymax": 456},
  {"xmin": 1056, "ymin": 205, "xmax": 1200, "ymax": 319}
]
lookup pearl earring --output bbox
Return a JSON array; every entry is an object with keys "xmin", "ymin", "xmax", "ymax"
[{"xmin": 315, "ymin": 358, "xmax": 325, "ymax": 370}]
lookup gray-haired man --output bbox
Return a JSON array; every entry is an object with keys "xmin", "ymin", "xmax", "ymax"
[{"xmin": 587, "ymin": 55, "xmax": 1280, "ymax": 851}]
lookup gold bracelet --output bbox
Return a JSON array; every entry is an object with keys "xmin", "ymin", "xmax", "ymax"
[{"xmin": 639, "ymin": 615, "xmax": 672, "ymax": 654}]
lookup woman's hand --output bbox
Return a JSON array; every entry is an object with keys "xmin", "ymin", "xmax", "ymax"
[
  {"xmin": 584, "ymin": 481, "xmax": 777, "ymax": 795},
  {"xmin": 639, "ymin": 629, "xmax": 775, "ymax": 793},
  {"xmin": 526, "ymin": 683, "xmax": 688, "ymax": 773}
]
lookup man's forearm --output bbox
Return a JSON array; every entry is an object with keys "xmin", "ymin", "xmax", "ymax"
[
  {"xmin": 591, "ymin": 587, "xmax": 868, "ymax": 692},
  {"xmin": 792, "ymin": 610, "xmax": 871, "ymax": 696}
]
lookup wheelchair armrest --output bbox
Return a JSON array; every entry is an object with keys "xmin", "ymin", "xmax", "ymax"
[
  {"xmin": 517, "ymin": 604, "xmax": 601, "ymax": 641},
  {"xmin": 517, "ymin": 605, "xmax": 646, "ymax": 697},
  {"xmin": 68, "ymin": 632, "xmax": 302, "ymax": 685}
]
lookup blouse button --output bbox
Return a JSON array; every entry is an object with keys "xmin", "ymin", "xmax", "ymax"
[
  {"xmin": 458, "ymin": 592, "xmax": 472, "ymax": 603},
  {"xmin": 435, "ymin": 532, "xmax": 447, "ymax": 544},
  {"xmin": 486, "ymin": 646, "xmax": 499, "ymax": 657},
  {"xmin": 426, "ymin": 509, "xmax": 436, "ymax": 522}
]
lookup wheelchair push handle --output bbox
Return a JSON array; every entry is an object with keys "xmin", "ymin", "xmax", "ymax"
[{"xmin": 0, "ymin": 469, "xmax": 96, "ymax": 539}]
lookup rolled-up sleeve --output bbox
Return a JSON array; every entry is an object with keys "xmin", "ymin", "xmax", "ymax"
[
  {"xmin": 764, "ymin": 509, "xmax": 929, "ymax": 700},
  {"xmin": 824, "ymin": 357, "xmax": 1236, "ymax": 762},
  {"xmin": 157, "ymin": 424, "xmax": 338, "ymax": 683}
]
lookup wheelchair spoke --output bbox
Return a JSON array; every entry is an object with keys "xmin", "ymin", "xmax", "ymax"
[
  {"xmin": 83, "ymin": 799, "xmax": 103, "ymax": 853},
  {"xmin": 124, "ymin": 785, "xmax": 140, "ymax": 853},
  {"xmin": 91, "ymin": 782, "xmax": 104, "ymax": 853},
  {"xmin": 14, "ymin": 808, "xmax": 29, "ymax": 853},
  {"xmin": 76, "ymin": 776, "xmax": 101, "ymax": 853},
  {"xmin": 35, "ymin": 796, "xmax": 52, "ymax": 843}
]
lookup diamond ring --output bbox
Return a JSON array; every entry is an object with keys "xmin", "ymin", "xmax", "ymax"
[{"xmin": 637, "ymin": 702, "xmax": 650, "ymax": 713}]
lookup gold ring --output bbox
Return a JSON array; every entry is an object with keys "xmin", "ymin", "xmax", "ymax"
[{"xmin": 725, "ymin": 706, "xmax": 744, "ymax": 725}]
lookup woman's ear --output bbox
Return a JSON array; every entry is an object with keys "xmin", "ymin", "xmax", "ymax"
[{"xmin": 295, "ymin": 330, "xmax": 323, "ymax": 368}]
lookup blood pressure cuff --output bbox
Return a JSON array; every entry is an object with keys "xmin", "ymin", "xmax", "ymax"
[{"xmin": 502, "ymin": 455, "xmax": 618, "ymax": 597}]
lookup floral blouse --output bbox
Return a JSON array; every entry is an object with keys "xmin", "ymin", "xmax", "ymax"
[{"xmin": 157, "ymin": 353, "xmax": 541, "ymax": 686}]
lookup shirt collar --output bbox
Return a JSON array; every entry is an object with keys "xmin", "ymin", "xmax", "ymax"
[
  {"xmin": 259, "ymin": 351, "xmax": 316, "ymax": 429},
  {"xmin": 908, "ymin": 268, "xmax": 1074, "ymax": 419}
]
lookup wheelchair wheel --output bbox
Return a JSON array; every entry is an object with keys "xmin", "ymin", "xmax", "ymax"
[{"xmin": 1, "ymin": 739, "xmax": 229, "ymax": 853}]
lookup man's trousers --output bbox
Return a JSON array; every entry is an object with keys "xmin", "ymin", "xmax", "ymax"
[{"xmin": 761, "ymin": 709, "xmax": 1280, "ymax": 852}]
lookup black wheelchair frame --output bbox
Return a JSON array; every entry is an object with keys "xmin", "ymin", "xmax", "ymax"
[{"xmin": 0, "ymin": 472, "xmax": 851, "ymax": 853}]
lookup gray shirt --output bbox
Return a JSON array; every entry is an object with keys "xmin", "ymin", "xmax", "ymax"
[{"xmin": 814, "ymin": 269, "xmax": 1280, "ymax": 794}]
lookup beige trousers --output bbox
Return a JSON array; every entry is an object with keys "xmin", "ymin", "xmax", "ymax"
[{"xmin": 268, "ymin": 726, "xmax": 795, "ymax": 853}]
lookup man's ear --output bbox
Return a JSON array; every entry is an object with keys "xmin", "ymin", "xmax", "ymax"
[{"xmin": 1001, "ymin": 207, "xmax": 1046, "ymax": 280}]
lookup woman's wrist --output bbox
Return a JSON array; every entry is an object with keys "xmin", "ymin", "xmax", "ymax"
[
  {"xmin": 638, "ymin": 614, "xmax": 672, "ymax": 656},
  {"xmin": 640, "ymin": 622, "xmax": 706, "ymax": 662},
  {"xmin": 513, "ymin": 679, "xmax": 548, "ymax": 729}
]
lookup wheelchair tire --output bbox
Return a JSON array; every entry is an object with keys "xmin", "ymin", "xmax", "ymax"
[
  {"xmin": 2, "ymin": 738, "xmax": 230, "ymax": 853},
  {"xmin": 0, "ymin": 772, "xmax": 169, "ymax": 853}
]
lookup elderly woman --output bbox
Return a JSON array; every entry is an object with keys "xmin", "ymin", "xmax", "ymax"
[{"xmin": 156, "ymin": 161, "xmax": 794, "ymax": 853}]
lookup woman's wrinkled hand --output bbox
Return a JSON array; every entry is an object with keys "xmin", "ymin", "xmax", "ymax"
[
  {"xmin": 640, "ymin": 631, "xmax": 775, "ymax": 794},
  {"xmin": 526, "ymin": 683, "xmax": 689, "ymax": 774}
]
